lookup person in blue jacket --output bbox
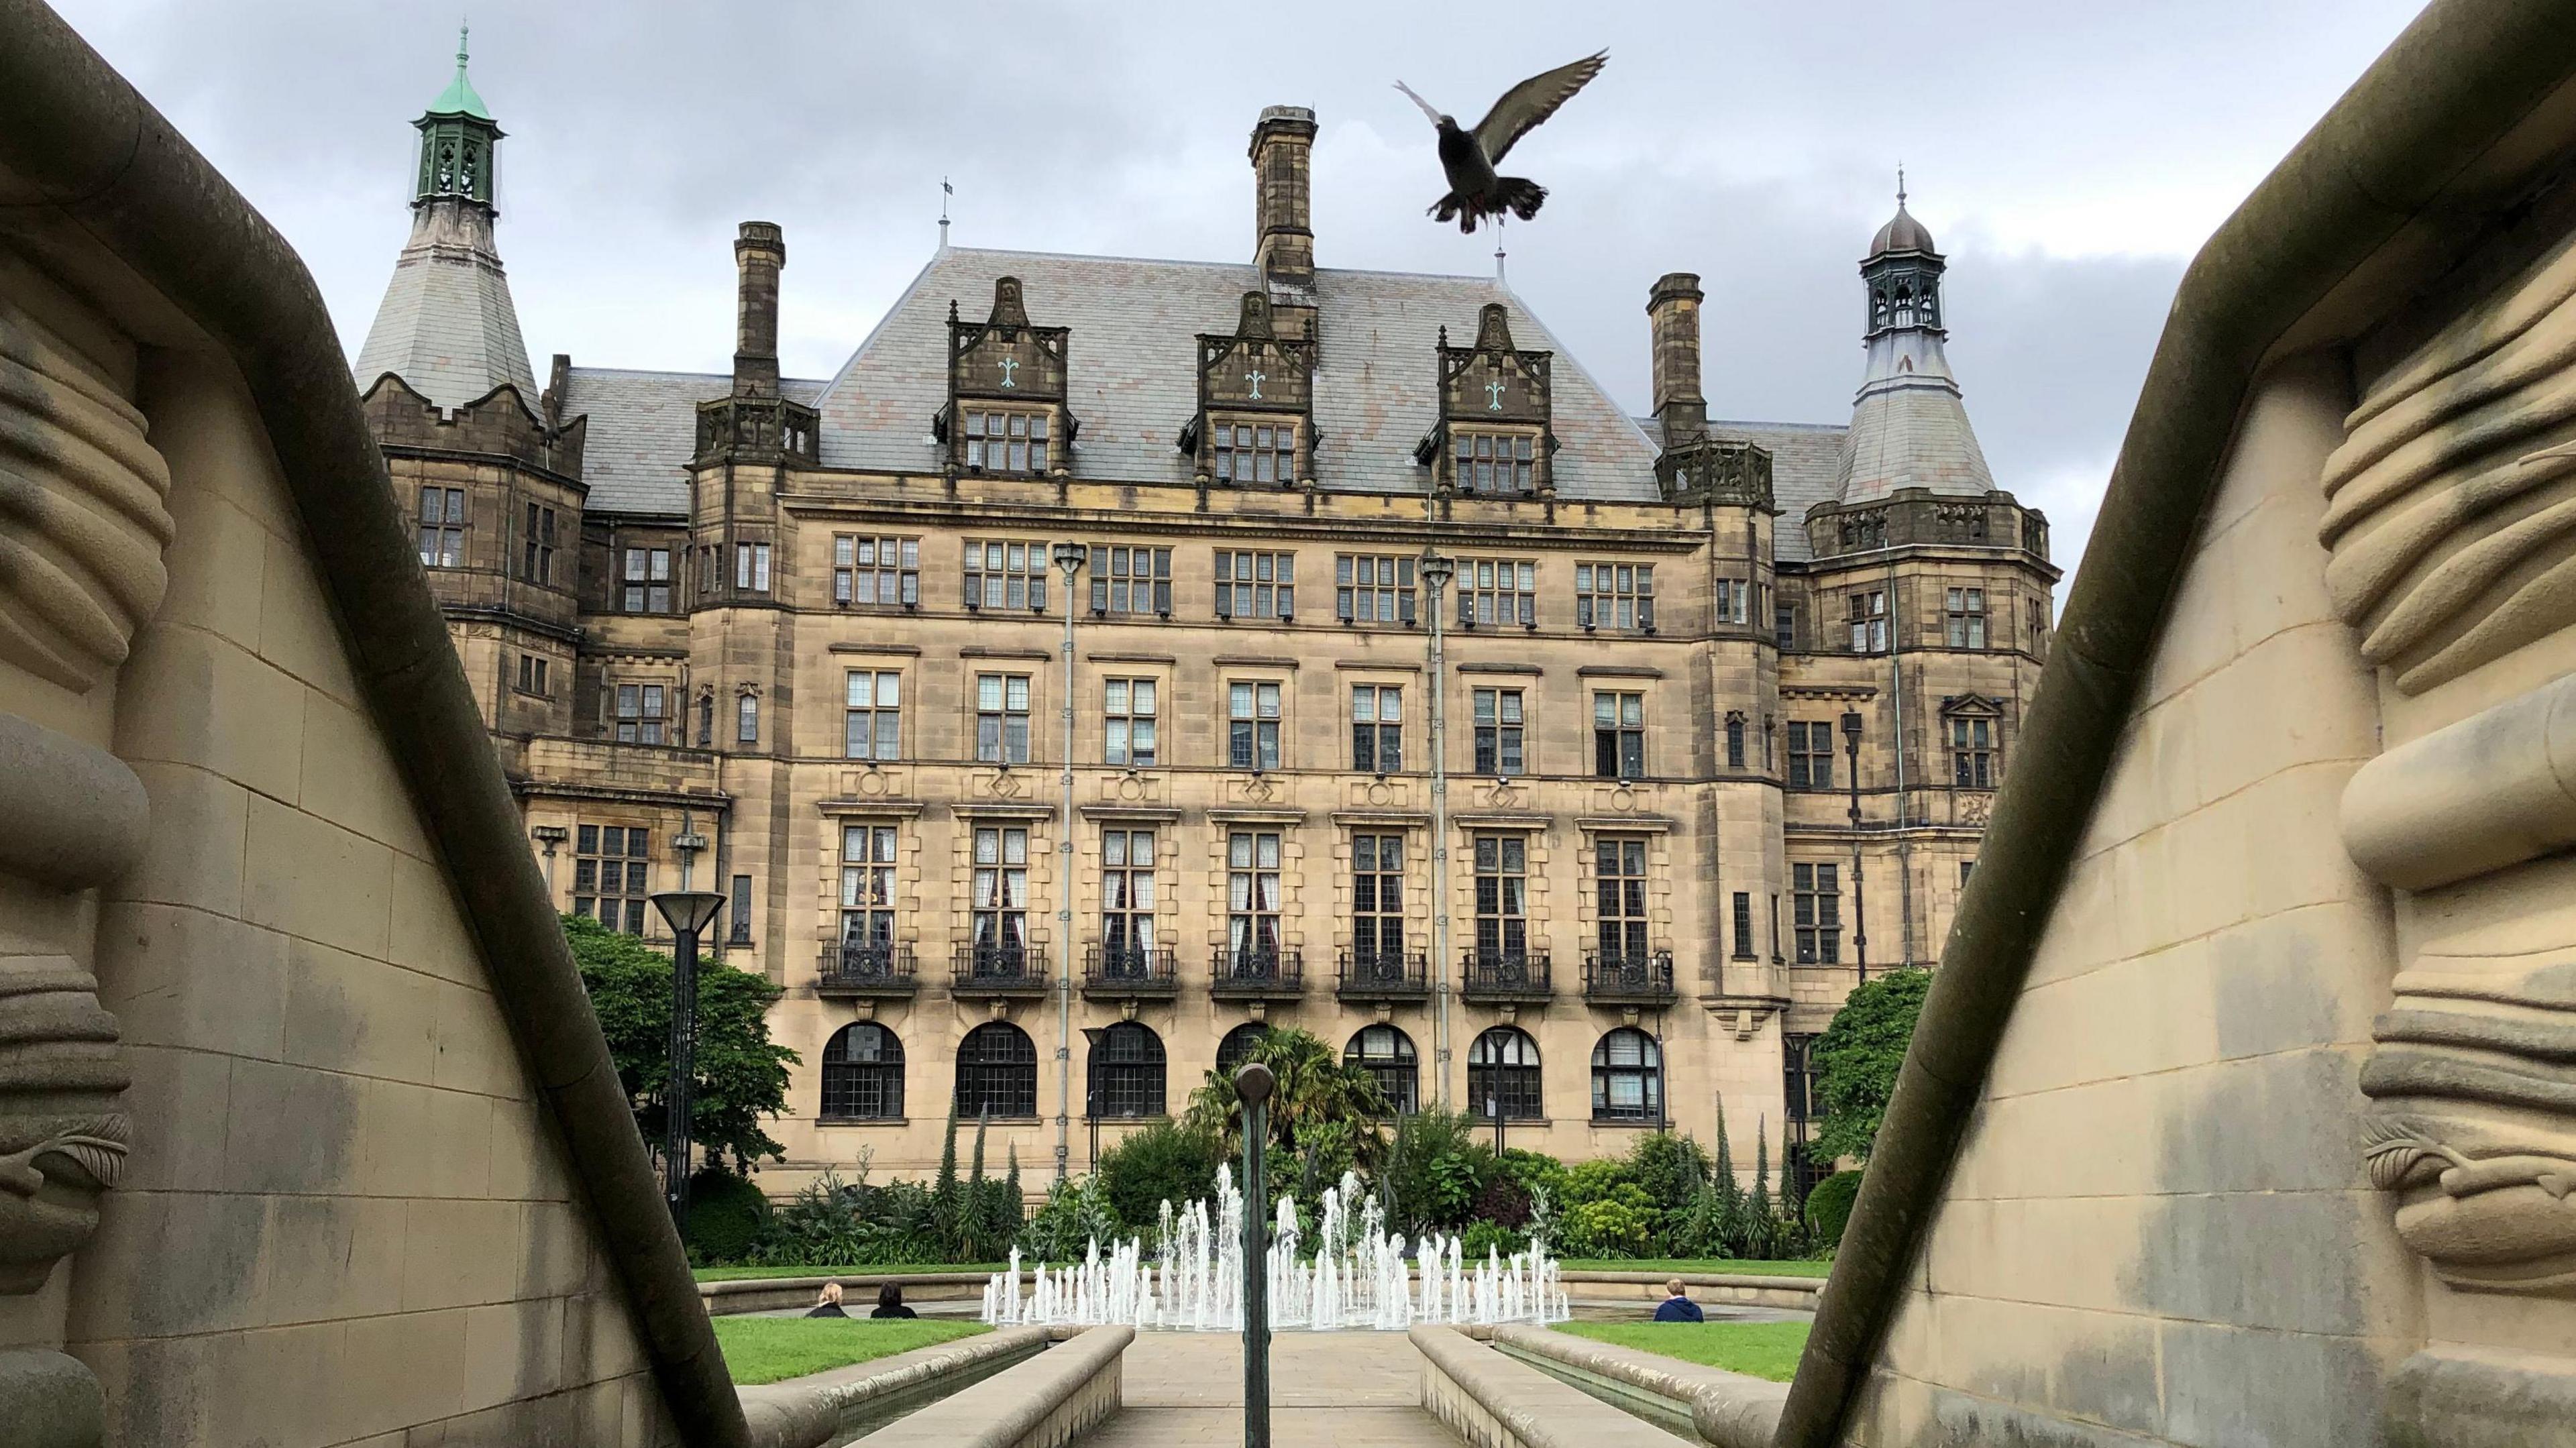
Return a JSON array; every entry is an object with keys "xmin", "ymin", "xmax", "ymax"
[{"xmin": 1652, "ymin": 1278, "xmax": 1704, "ymax": 1322}]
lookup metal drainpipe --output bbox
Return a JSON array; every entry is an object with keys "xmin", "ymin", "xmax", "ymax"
[
  {"xmin": 1422, "ymin": 553, "xmax": 1456, "ymax": 1109},
  {"xmin": 1051, "ymin": 546, "xmax": 1086, "ymax": 1183}
]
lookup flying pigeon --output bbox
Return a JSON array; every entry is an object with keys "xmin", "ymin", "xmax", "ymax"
[{"xmin": 1395, "ymin": 52, "xmax": 1608, "ymax": 234}]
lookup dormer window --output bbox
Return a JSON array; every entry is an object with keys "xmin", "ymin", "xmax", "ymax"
[
  {"xmin": 1212, "ymin": 419, "xmax": 1295, "ymax": 486},
  {"xmin": 1453, "ymin": 428, "xmax": 1537, "ymax": 496},
  {"xmin": 963, "ymin": 407, "xmax": 1051, "ymax": 474},
  {"xmin": 1430, "ymin": 304, "xmax": 1555, "ymax": 498}
]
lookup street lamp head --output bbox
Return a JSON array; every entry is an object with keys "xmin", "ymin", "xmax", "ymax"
[
  {"xmin": 1234, "ymin": 1060, "xmax": 1275, "ymax": 1107},
  {"xmin": 649, "ymin": 889, "xmax": 727, "ymax": 938},
  {"xmin": 1840, "ymin": 709, "xmax": 1864, "ymax": 742},
  {"xmin": 1051, "ymin": 542, "xmax": 1088, "ymax": 578}
]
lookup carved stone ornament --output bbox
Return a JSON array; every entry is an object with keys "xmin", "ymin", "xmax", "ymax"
[
  {"xmin": 2320, "ymin": 229, "xmax": 2576, "ymax": 694},
  {"xmin": 0, "ymin": 296, "xmax": 175, "ymax": 692}
]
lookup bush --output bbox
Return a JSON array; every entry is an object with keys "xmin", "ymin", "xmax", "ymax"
[
  {"xmin": 1459, "ymin": 1219, "xmax": 1530, "ymax": 1260},
  {"xmin": 1095, "ymin": 1121, "xmax": 1224, "ymax": 1235},
  {"xmin": 1562, "ymin": 1190, "xmax": 1655, "ymax": 1258},
  {"xmin": 1018, "ymin": 1174, "xmax": 1121, "ymax": 1263},
  {"xmin": 1559, "ymin": 1156, "xmax": 1638, "ymax": 1209},
  {"xmin": 1380, "ymin": 1109, "xmax": 1494, "ymax": 1235},
  {"xmin": 1805, "ymin": 1169, "xmax": 1862, "ymax": 1246},
  {"xmin": 1468, "ymin": 1172, "xmax": 1532, "ymax": 1229},
  {"xmin": 686, "ymin": 1167, "xmax": 772, "ymax": 1264}
]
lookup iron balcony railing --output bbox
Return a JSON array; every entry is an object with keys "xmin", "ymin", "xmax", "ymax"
[
  {"xmin": 1211, "ymin": 947, "xmax": 1305, "ymax": 997},
  {"xmin": 816, "ymin": 941, "xmax": 918, "ymax": 995},
  {"xmin": 1336, "ymin": 948, "xmax": 1431, "ymax": 999},
  {"xmin": 1460, "ymin": 947, "xmax": 1553, "ymax": 1001},
  {"xmin": 951, "ymin": 942, "xmax": 1050, "ymax": 995},
  {"xmin": 1582, "ymin": 949, "xmax": 1676, "ymax": 1005},
  {"xmin": 1083, "ymin": 946, "xmax": 1179, "ymax": 996}
]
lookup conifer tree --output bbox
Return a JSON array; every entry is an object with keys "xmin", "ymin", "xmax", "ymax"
[
  {"xmin": 1748, "ymin": 1117, "xmax": 1777, "ymax": 1260},
  {"xmin": 931, "ymin": 1102, "xmax": 963, "ymax": 1254},
  {"xmin": 1710, "ymin": 1113, "xmax": 1745, "ymax": 1256},
  {"xmin": 965, "ymin": 1110, "xmax": 991, "ymax": 1258}
]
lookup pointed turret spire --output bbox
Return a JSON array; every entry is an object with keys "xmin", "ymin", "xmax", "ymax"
[
  {"xmin": 352, "ymin": 30, "xmax": 537, "ymax": 410},
  {"xmin": 1831, "ymin": 180, "xmax": 1995, "ymax": 503}
]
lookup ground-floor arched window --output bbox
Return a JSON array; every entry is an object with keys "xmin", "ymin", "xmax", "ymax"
[
  {"xmin": 1468, "ymin": 1026, "xmax": 1542, "ymax": 1121},
  {"xmin": 1089, "ymin": 1021, "xmax": 1167, "ymax": 1118},
  {"xmin": 1346, "ymin": 1023, "xmax": 1419, "ymax": 1115},
  {"xmin": 957, "ymin": 1021, "xmax": 1038, "ymax": 1117},
  {"xmin": 1591, "ymin": 1027, "xmax": 1662, "ymax": 1123},
  {"xmin": 820, "ymin": 1022, "xmax": 904, "ymax": 1120},
  {"xmin": 1214, "ymin": 1022, "xmax": 1269, "ymax": 1080}
]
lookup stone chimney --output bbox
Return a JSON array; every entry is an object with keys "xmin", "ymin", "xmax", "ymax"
[
  {"xmin": 733, "ymin": 221, "xmax": 786, "ymax": 399},
  {"xmin": 1647, "ymin": 272, "xmax": 1707, "ymax": 445},
  {"xmin": 1250, "ymin": 107, "xmax": 1318, "ymax": 292}
]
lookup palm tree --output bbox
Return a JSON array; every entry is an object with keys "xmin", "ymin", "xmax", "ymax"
[{"xmin": 1185, "ymin": 1026, "xmax": 1389, "ymax": 1166}]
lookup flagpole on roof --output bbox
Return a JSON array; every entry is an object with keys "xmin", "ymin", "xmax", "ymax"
[{"xmin": 939, "ymin": 176, "xmax": 953, "ymax": 252}]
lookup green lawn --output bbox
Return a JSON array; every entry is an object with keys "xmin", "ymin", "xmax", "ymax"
[
  {"xmin": 710, "ymin": 1317, "xmax": 991, "ymax": 1385},
  {"xmin": 1553, "ymin": 1321, "xmax": 1811, "ymax": 1382},
  {"xmin": 694, "ymin": 1263, "xmax": 1012, "ymax": 1282},
  {"xmin": 1555, "ymin": 1258, "xmax": 1831, "ymax": 1278}
]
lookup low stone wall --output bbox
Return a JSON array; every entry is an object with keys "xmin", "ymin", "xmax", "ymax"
[
  {"xmin": 737, "ymin": 1326, "xmax": 1051, "ymax": 1448},
  {"xmin": 1558, "ymin": 1270, "xmax": 1821, "ymax": 1313},
  {"xmin": 704, "ymin": 1272, "xmax": 996, "ymax": 1317},
  {"xmin": 830, "ymin": 1324, "xmax": 1130, "ymax": 1448},
  {"xmin": 1413, "ymin": 1324, "xmax": 1699, "ymax": 1448},
  {"xmin": 1487, "ymin": 1324, "xmax": 1786, "ymax": 1448}
]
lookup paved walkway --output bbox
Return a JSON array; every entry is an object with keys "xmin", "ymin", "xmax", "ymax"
[{"xmin": 1085, "ymin": 1330, "xmax": 1458, "ymax": 1447}]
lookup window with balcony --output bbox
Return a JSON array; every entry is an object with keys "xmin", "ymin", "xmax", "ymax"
[
  {"xmin": 1351, "ymin": 834, "xmax": 1405, "ymax": 967},
  {"xmin": 612, "ymin": 683, "xmax": 667, "ymax": 744},
  {"xmin": 821, "ymin": 1023, "xmax": 904, "ymax": 1121},
  {"xmin": 1216, "ymin": 550, "xmax": 1295, "ymax": 620},
  {"xmin": 1088, "ymin": 1021, "xmax": 1166, "ymax": 1119},
  {"xmin": 1591, "ymin": 1027, "xmax": 1662, "ymax": 1122},
  {"xmin": 1792, "ymin": 862, "xmax": 1841, "ymax": 964},
  {"xmin": 521, "ymin": 502, "xmax": 556, "ymax": 584},
  {"xmin": 1472, "ymin": 688, "xmax": 1525, "ymax": 775},
  {"xmin": 839, "ymin": 824, "xmax": 898, "ymax": 946},
  {"xmin": 843, "ymin": 671, "xmax": 902, "ymax": 761},
  {"xmin": 1457, "ymin": 558, "xmax": 1537, "ymax": 628},
  {"xmin": 1593, "ymin": 691, "xmax": 1645, "ymax": 780},
  {"xmin": 1945, "ymin": 586, "xmax": 1988, "ymax": 649},
  {"xmin": 976, "ymin": 673, "xmax": 1032, "ymax": 765},
  {"xmin": 1849, "ymin": 590, "xmax": 1888, "ymax": 653},
  {"xmin": 1227, "ymin": 830, "xmax": 1282, "ymax": 960},
  {"xmin": 418, "ymin": 486, "xmax": 465, "ymax": 568},
  {"xmin": 1453, "ymin": 428, "xmax": 1536, "ymax": 495},
  {"xmin": 1228, "ymin": 681, "xmax": 1282, "ymax": 770},
  {"xmin": 1593, "ymin": 835, "xmax": 1650, "ymax": 964},
  {"xmin": 1336, "ymin": 555, "xmax": 1417, "ymax": 625},
  {"xmin": 621, "ymin": 547, "xmax": 673, "ymax": 613},
  {"xmin": 1101, "ymin": 828, "xmax": 1157, "ymax": 964},
  {"xmin": 1350, "ymin": 685, "xmax": 1402, "ymax": 773},
  {"xmin": 1345, "ymin": 1024, "xmax": 1418, "ymax": 1115},
  {"xmin": 1786, "ymin": 721, "xmax": 1835, "ymax": 789},
  {"xmin": 971, "ymin": 826, "xmax": 1030, "ymax": 960},
  {"xmin": 955, "ymin": 1022, "xmax": 1037, "ymax": 1117},
  {"xmin": 1104, "ymin": 679, "xmax": 1157, "ymax": 767},
  {"xmin": 1089, "ymin": 545, "xmax": 1171, "ymax": 616},
  {"xmin": 1469, "ymin": 1026, "xmax": 1542, "ymax": 1121},
  {"xmin": 1212, "ymin": 420, "xmax": 1295, "ymax": 486},
  {"xmin": 573, "ymin": 824, "xmax": 649, "ymax": 934},
  {"xmin": 1575, "ymin": 563, "xmax": 1653, "ymax": 630},
  {"xmin": 965, "ymin": 539, "xmax": 1051, "ymax": 611},
  {"xmin": 963, "ymin": 407, "xmax": 1051, "ymax": 474},
  {"xmin": 1950, "ymin": 714, "xmax": 1994, "ymax": 788},
  {"xmin": 833, "ymin": 535, "xmax": 920, "ymax": 608},
  {"xmin": 1472, "ymin": 834, "xmax": 1529, "ymax": 963}
]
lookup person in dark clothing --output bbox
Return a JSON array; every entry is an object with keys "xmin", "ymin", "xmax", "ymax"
[
  {"xmin": 872, "ymin": 1282, "xmax": 918, "ymax": 1320},
  {"xmin": 805, "ymin": 1281, "xmax": 849, "ymax": 1318},
  {"xmin": 1652, "ymin": 1278, "xmax": 1704, "ymax": 1323}
]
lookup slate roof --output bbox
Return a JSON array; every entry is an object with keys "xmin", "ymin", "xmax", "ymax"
[
  {"xmin": 556, "ymin": 368, "xmax": 826, "ymax": 516},
  {"xmin": 353, "ymin": 201, "xmax": 539, "ymax": 412},
  {"xmin": 1714, "ymin": 419, "xmax": 1848, "ymax": 564}
]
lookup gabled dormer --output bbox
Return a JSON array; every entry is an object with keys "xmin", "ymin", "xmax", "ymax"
[
  {"xmin": 1415, "ymin": 302, "xmax": 1554, "ymax": 498},
  {"xmin": 936, "ymin": 277, "xmax": 1075, "ymax": 478},
  {"xmin": 1181, "ymin": 292, "xmax": 1317, "ymax": 487}
]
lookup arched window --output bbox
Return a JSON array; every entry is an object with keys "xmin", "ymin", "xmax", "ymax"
[
  {"xmin": 1591, "ymin": 1027, "xmax": 1662, "ymax": 1123},
  {"xmin": 1214, "ymin": 1023, "xmax": 1269, "ymax": 1080},
  {"xmin": 821, "ymin": 1023, "xmax": 903, "ymax": 1121},
  {"xmin": 1088, "ymin": 1021, "xmax": 1167, "ymax": 1119},
  {"xmin": 956, "ymin": 1022, "xmax": 1038, "ymax": 1118},
  {"xmin": 1468, "ymin": 1027, "xmax": 1542, "ymax": 1121},
  {"xmin": 1345, "ymin": 1024, "xmax": 1419, "ymax": 1115}
]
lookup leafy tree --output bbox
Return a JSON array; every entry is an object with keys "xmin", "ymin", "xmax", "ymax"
[
  {"xmin": 1094, "ymin": 1120, "xmax": 1224, "ymax": 1234},
  {"xmin": 1379, "ymin": 1109, "xmax": 1493, "ymax": 1234},
  {"xmin": 564, "ymin": 913, "xmax": 795, "ymax": 1172},
  {"xmin": 1805, "ymin": 1168, "xmax": 1863, "ymax": 1247},
  {"xmin": 1811, "ymin": 967, "xmax": 1933, "ymax": 1164},
  {"xmin": 1183, "ymin": 1026, "xmax": 1389, "ymax": 1166}
]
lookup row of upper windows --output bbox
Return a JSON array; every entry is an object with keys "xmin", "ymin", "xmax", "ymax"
[{"xmin": 959, "ymin": 405, "xmax": 1539, "ymax": 498}]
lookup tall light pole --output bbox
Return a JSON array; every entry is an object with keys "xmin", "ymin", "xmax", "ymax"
[
  {"xmin": 1841, "ymin": 709, "xmax": 1868, "ymax": 983},
  {"xmin": 1236, "ymin": 1062, "xmax": 1276, "ymax": 1448},
  {"xmin": 1421, "ymin": 552, "xmax": 1456, "ymax": 1109},
  {"xmin": 651, "ymin": 818, "xmax": 723, "ymax": 1231},
  {"xmin": 1051, "ymin": 542, "xmax": 1087, "ymax": 1183}
]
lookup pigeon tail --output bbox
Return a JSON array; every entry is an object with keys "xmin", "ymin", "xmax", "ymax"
[{"xmin": 1496, "ymin": 176, "xmax": 1546, "ymax": 221}]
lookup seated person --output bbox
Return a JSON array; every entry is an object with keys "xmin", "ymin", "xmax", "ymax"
[
  {"xmin": 806, "ymin": 1281, "xmax": 849, "ymax": 1318},
  {"xmin": 1652, "ymin": 1278, "xmax": 1704, "ymax": 1323},
  {"xmin": 872, "ymin": 1282, "xmax": 918, "ymax": 1320}
]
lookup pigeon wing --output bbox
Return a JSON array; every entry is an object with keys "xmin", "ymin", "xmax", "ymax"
[{"xmin": 1471, "ymin": 51, "xmax": 1607, "ymax": 166}]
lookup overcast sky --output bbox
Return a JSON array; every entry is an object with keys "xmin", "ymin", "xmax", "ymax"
[{"xmin": 56, "ymin": 0, "xmax": 2426, "ymax": 579}]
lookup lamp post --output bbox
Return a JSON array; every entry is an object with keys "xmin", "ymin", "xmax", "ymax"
[
  {"xmin": 1420, "ymin": 552, "xmax": 1455, "ymax": 1109},
  {"xmin": 1236, "ymin": 1062, "xmax": 1275, "ymax": 1448},
  {"xmin": 1840, "ymin": 709, "xmax": 1868, "ymax": 982},
  {"xmin": 1051, "ymin": 542, "xmax": 1088, "ymax": 1184},
  {"xmin": 650, "ymin": 820, "xmax": 723, "ymax": 1231}
]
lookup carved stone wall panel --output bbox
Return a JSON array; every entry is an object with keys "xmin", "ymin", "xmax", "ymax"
[{"xmin": 0, "ymin": 296, "xmax": 174, "ymax": 693}]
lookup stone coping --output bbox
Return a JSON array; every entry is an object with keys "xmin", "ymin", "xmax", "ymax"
[
  {"xmin": 737, "ymin": 1325, "xmax": 1050, "ymax": 1448},
  {"xmin": 1413, "ymin": 1324, "xmax": 1697, "ymax": 1448},
  {"xmin": 843, "ymin": 1324, "xmax": 1132, "ymax": 1448},
  {"xmin": 1488, "ymin": 1323, "xmax": 1787, "ymax": 1448},
  {"xmin": 703, "ymin": 1267, "xmax": 1819, "ymax": 1314}
]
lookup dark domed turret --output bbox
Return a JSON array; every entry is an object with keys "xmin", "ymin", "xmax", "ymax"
[{"xmin": 1868, "ymin": 203, "xmax": 1937, "ymax": 258}]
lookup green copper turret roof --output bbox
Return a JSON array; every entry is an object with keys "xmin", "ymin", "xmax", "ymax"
[{"xmin": 425, "ymin": 23, "xmax": 490, "ymax": 119}]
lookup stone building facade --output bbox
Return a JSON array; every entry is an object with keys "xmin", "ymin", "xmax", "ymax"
[{"xmin": 354, "ymin": 56, "xmax": 2055, "ymax": 1191}]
